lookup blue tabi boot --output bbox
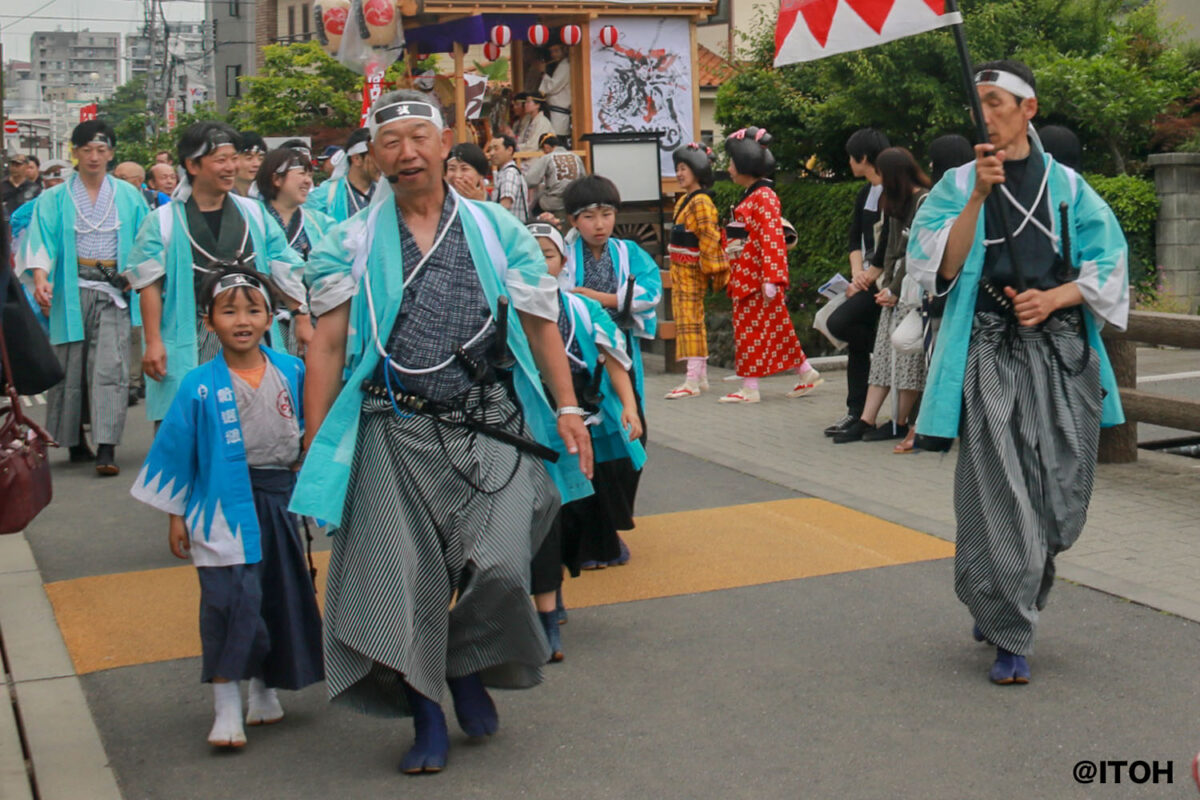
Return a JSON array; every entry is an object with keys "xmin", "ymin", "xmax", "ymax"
[
  {"xmin": 972, "ymin": 624, "xmax": 990, "ymax": 644},
  {"xmin": 1012, "ymin": 655, "xmax": 1031, "ymax": 684},
  {"xmin": 447, "ymin": 673, "xmax": 499, "ymax": 738},
  {"xmin": 399, "ymin": 683, "xmax": 449, "ymax": 774},
  {"xmin": 539, "ymin": 611, "xmax": 564, "ymax": 663},
  {"xmin": 989, "ymin": 648, "xmax": 1028, "ymax": 685}
]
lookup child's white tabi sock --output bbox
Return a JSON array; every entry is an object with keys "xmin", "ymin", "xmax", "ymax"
[
  {"xmin": 246, "ymin": 677, "xmax": 284, "ymax": 725},
  {"xmin": 208, "ymin": 681, "xmax": 246, "ymax": 747}
]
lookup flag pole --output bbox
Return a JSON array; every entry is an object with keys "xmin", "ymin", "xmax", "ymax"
[{"xmin": 943, "ymin": 0, "xmax": 1028, "ymax": 292}]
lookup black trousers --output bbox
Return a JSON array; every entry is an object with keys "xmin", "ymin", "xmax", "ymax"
[{"xmin": 826, "ymin": 289, "xmax": 882, "ymax": 418}]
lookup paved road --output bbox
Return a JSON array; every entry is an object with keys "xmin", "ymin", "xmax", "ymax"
[{"xmin": 4, "ymin": 347, "xmax": 1200, "ymax": 799}]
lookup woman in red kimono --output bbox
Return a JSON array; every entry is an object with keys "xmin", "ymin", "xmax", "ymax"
[{"xmin": 720, "ymin": 127, "xmax": 821, "ymax": 403}]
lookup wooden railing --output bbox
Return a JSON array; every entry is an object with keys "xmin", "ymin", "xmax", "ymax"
[{"xmin": 1099, "ymin": 310, "xmax": 1200, "ymax": 463}]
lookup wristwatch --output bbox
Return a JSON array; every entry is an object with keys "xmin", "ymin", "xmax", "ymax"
[
  {"xmin": 556, "ymin": 406, "xmax": 587, "ymax": 418},
  {"xmin": 291, "ymin": 302, "xmax": 311, "ymax": 317}
]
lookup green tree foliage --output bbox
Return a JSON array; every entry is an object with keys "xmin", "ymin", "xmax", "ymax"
[
  {"xmin": 99, "ymin": 75, "xmax": 224, "ymax": 168},
  {"xmin": 715, "ymin": 0, "xmax": 1199, "ymax": 176},
  {"xmin": 228, "ymin": 42, "xmax": 366, "ymax": 134}
]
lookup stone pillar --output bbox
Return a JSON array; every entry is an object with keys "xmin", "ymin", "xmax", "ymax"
[{"xmin": 1149, "ymin": 153, "xmax": 1200, "ymax": 314}]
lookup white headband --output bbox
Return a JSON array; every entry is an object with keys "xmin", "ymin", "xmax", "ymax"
[
  {"xmin": 211, "ymin": 272, "xmax": 272, "ymax": 310},
  {"xmin": 567, "ymin": 201, "xmax": 616, "ymax": 217},
  {"xmin": 527, "ymin": 223, "xmax": 565, "ymax": 256},
  {"xmin": 187, "ymin": 130, "xmax": 237, "ymax": 162},
  {"xmin": 368, "ymin": 100, "xmax": 445, "ymax": 138},
  {"xmin": 975, "ymin": 69, "xmax": 1036, "ymax": 100},
  {"xmin": 345, "ymin": 140, "xmax": 370, "ymax": 157}
]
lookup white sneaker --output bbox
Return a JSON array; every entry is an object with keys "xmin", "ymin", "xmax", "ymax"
[
  {"xmin": 665, "ymin": 381, "xmax": 702, "ymax": 400},
  {"xmin": 787, "ymin": 365, "xmax": 824, "ymax": 398},
  {"xmin": 718, "ymin": 387, "xmax": 761, "ymax": 404}
]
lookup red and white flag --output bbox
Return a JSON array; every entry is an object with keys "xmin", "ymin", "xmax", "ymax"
[{"xmin": 774, "ymin": 0, "xmax": 962, "ymax": 66}]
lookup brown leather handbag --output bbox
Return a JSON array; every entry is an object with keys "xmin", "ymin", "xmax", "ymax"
[{"xmin": 0, "ymin": 320, "xmax": 57, "ymax": 534}]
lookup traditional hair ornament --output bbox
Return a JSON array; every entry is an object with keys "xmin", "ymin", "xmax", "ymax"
[
  {"xmin": 974, "ymin": 69, "xmax": 1036, "ymax": 100},
  {"xmin": 368, "ymin": 100, "xmax": 445, "ymax": 138},
  {"xmin": 211, "ymin": 272, "xmax": 272, "ymax": 310},
  {"xmin": 672, "ymin": 142, "xmax": 716, "ymax": 187},
  {"xmin": 527, "ymin": 222, "xmax": 566, "ymax": 256},
  {"xmin": 724, "ymin": 126, "xmax": 776, "ymax": 178}
]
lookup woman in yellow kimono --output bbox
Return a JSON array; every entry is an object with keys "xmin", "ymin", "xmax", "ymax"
[{"xmin": 664, "ymin": 143, "xmax": 729, "ymax": 399}]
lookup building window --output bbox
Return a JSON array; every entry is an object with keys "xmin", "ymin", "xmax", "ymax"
[
  {"xmin": 302, "ymin": 4, "xmax": 310, "ymax": 36},
  {"xmin": 225, "ymin": 64, "xmax": 242, "ymax": 98},
  {"xmin": 288, "ymin": 6, "xmax": 296, "ymax": 38},
  {"xmin": 701, "ymin": 0, "xmax": 730, "ymax": 26},
  {"xmin": 229, "ymin": 0, "xmax": 240, "ymax": 17}
]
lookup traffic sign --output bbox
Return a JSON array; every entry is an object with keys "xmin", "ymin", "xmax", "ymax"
[{"xmin": 3, "ymin": 120, "xmax": 18, "ymax": 135}]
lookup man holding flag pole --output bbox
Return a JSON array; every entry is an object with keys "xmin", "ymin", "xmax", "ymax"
[{"xmin": 775, "ymin": 1, "xmax": 1129, "ymax": 685}]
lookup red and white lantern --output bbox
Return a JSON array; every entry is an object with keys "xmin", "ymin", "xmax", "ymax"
[
  {"xmin": 489, "ymin": 24, "xmax": 511, "ymax": 46},
  {"xmin": 357, "ymin": 0, "xmax": 396, "ymax": 47},
  {"xmin": 483, "ymin": 42, "xmax": 502, "ymax": 61},
  {"xmin": 527, "ymin": 24, "xmax": 550, "ymax": 46},
  {"xmin": 559, "ymin": 24, "xmax": 582, "ymax": 46},
  {"xmin": 314, "ymin": 0, "xmax": 351, "ymax": 55},
  {"xmin": 598, "ymin": 25, "xmax": 619, "ymax": 47}
]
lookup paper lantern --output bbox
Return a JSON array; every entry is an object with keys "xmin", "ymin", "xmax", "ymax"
[
  {"xmin": 560, "ymin": 24, "xmax": 582, "ymax": 46},
  {"xmin": 356, "ymin": 0, "xmax": 396, "ymax": 47},
  {"xmin": 598, "ymin": 25, "xmax": 619, "ymax": 47},
  {"xmin": 528, "ymin": 24, "xmax": 550, "ymax": 46},
  {"xmin": 314, "ymin": 0, "xmax": 350, "ymax": 55},
  {"xmin": 483, "ymin": 42, "xmax": 502, "ymax": 61},
  {"xmin": 489, "ymin": 24, "xmax": 511, "ymax": 46}
]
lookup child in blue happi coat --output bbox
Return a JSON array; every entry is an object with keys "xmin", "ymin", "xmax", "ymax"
[
  {"xmin": 130, "ymin": 266, "xmax": 323, "ymax": 748},
  {"xmin": 559, "ymin": 176, "xmax": 662, "ymax": 568},
  {"xmin": 526, "ymin": 222, "xmax": 646, "ymax": 661}
]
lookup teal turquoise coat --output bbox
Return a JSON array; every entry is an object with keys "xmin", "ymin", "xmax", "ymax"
[
  {"xmin": 907, "ymin": 155, "xmax": 1129, "ymax": 440},
  {"xmin": 563, "ymin": 237, "xmax": 662, "ymax": 398},
  {"xmin": 560, "ymin": 290, "xmax": 647, "ymax": 469},
  {"xmin": 291, "ymin": 188, "xmax": 593, "ymax": 527},
  {"xmin": 303, "ymin": 176, "xmax": 371, "ymax": 223},
  {"xmin": 123, "ymin": 193, "xmax": 308, "ymax": 421},
  {"xmin": 17, "ymin": 175, "xmax": 149, "ymax": 344}
]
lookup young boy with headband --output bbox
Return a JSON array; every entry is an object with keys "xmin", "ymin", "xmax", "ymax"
[
  {"xmin": 526, "ymin": 221, "xmax": 644, "ymax": 660},
  {"xmin": 130, "ymin": 267, "xmax": 323, "ymax": 747}
]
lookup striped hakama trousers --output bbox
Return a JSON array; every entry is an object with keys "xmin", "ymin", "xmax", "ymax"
[
  {"xmin": 954, "ymin": 312, "xmax": 1101, "ymax": 656},
  {"xmin": 45, "ymin": 286, "xmax": 130, "ymax": 446},
  {"xmin": 324, "ymin": 385, "xmax": 559, "ymax": 717}
]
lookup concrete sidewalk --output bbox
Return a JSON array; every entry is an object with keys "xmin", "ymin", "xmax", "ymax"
[{"xmin": 643, "ymin": 364, "xmax": 1200, "ymax": 623}]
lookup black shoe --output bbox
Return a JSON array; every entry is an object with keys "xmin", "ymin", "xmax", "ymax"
[
  {"xmin": 69, "ymin": 442, "xmax": 96, "ymax": 463},
  {"xmin": 824, "ymin": 414, "xmax": 858, "ymax": 437},
  {"xmin": 95, "ymin": 444, "xmax": 120, "ymax": 476},
  {"xmin": 832, "ymin": 418, "xmax": 873, "ymax": 444},
  {"xmin": 862, "ymin": 422, "xmax": 908, "ymax": 442},
  {"xmin": 127, "ymin": 387, "xmax": 140, "ymax": 407}
]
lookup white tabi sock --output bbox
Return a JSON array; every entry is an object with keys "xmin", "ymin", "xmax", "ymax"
[
  {"xmin": 246, "ymin": 677, "xmax": 284, "ymax": 725},
  {"xmin": 208, "ymin": 681, "xmax": 246, "ymax": 747}
]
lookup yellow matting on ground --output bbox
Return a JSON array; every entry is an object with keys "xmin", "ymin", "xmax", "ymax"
[{"xmin": 45, "ymin": 498, "xmax": 952, "ymax": 675}]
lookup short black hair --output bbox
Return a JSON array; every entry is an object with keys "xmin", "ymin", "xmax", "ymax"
[
  {"xmin": 493, "ymin": 134, "xmax": 517, "ymax": 153},
  {"xmin": 177, "ymin": 121, "xmax": 239, "ymax": 177},
  {"xmin": 198, "ymin": 264, "xmax": 280, "ymax": 318},
  {"xmin": 71, "ymin": 119, "xmax": 117, "ymax": 149},
  {"xmin": 564, "ymin": 175, "xmax": 621, "ymax": 216},
  {"xmin": 277, "ymin": 138, "xmax": 307, "ymax": 151},
  {"xmin": 27, "ymin": 155, "xmax": 40, "ymax": 168},
  {"xmin": 974, "ymin": 59, "xmax": 1036, "ymax": 100},
  {"xmin": 237, "ymin": 130, "xmax": 267, "ymax": 154},
  {"xmin": 845, "ymin": 128, "xmax": 889, "ymax": 166},
  {"xmin": 447, "ymin": 143, "xmax": 490, "ymax": 178},
  {"xmin": 539, "ymin": 133, "xmax": 558, "ymax": 149},
  {"xmin": 345, "ymin": 127, "xmax": 371, "ymax": 150},
  {"xmin": 927, "ymin": 133, "xmax": 974, "ymax": 184}
]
